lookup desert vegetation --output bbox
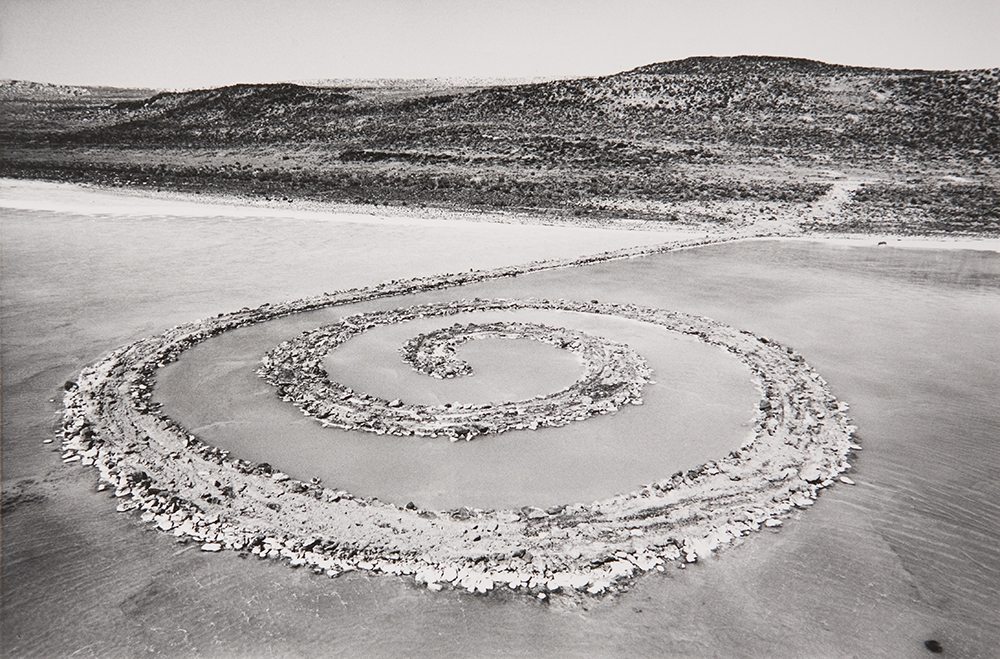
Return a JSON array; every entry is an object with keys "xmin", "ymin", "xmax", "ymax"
[{"xmin": 2, "ymin": 56, "xmax": 998, "ymax": 233}]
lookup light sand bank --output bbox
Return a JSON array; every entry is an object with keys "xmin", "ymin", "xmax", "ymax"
[
  {"xmin": 5, "ymin": 178, "xmax": 996, "ymax": 253},
  {"xmin": 0, "ymin": 177, "xmax": 683, "ymax": 235},
  {"xmin": 769, "ymin": 234, "xmax": 1000, "ymax": 253}
]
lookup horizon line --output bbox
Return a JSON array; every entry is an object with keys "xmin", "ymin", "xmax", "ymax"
[{"xmin": 3, "ymin": 54, "xmax": 997, "ymax": 92}]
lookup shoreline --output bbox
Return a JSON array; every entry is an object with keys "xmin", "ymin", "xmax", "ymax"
[
  {"xmin": 767, "ymin": 233, "xmax": 1000, "ymax": 252},
  {"xmin": 0, "ymin": 177, "xmax": 670, "ymax": 233},
  {"xmin": 4, "ymin": 177, "xmax": 998, "ymax": 252}
]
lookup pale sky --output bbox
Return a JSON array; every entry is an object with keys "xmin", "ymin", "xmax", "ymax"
[{"xmin": 1, "ymin": 0, "xmax": 997, "ymax": 89}]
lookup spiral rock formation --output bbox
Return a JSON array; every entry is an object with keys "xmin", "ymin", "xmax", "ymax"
[{"xmin": 56, "ymin": 240, "xmax": 860, "ymax": 599}]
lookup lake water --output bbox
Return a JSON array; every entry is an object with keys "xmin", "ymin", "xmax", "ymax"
[{"xmin": 3, "ymin": 188, "xmax": 998, "ymax": 658}]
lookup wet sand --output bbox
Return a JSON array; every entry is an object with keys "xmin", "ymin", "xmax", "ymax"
[{"xmin": 3, "ymin": 180, "xmax": 999, "ymax": 657}]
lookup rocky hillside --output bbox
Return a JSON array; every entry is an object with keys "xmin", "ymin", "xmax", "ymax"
[
  {"xmin": 0, "ymin": 79, "xmax": 95, "ymax": 98},
  {"xmin": 3, "ymin": 56, "xmax": 998, "ymax": 234},
  {"xmin": 42, "ymin": 56, "xmax": 1000, "ymax": 156}
]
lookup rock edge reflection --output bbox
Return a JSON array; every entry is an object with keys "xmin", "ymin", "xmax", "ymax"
[{"xmin": 57, "ymin": 238, "xmax": 859, "ymax": 599}]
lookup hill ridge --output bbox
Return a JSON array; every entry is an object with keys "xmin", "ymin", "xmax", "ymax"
[
  {"xmin": 3, "ymin": 55, "xmax": 997, "ymax": 236},
  {"xmin": 623, "ymin": 55, "xmax": 905, "ymax": 76}
]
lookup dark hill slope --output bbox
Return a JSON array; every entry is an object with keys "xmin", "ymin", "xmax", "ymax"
[
  {"xmin": 3, "ymin": 56, "xmax": 998, "ymax": 234},
  {"xmin": 609, "ymin": 56, "xmax": 998, "ymax": 154},
  {"xmin": 628, "ymin": 55, "xmax": 889, "ymax": 75},
  {"xmin": 93, "ymin": 83, "xmax": 353, "ymax": 142},
  {"xmin": 55, "ymin": 56, "xmax": 998, "ymax": 156},
  {"xmin": 445, "ymin": 56, "xmax": 998, "ymax": 154}
]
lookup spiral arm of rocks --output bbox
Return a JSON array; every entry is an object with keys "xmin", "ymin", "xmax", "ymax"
[
  {"xmin": 259, "ymin": 312, "xmax": 652, "ymax": 441},
  {"xmin": 399, "ymin": 321, "xmax": 624, "ymax": 381}
]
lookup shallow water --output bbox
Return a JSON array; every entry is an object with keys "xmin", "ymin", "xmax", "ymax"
[
  {"xmin": 155, "ymin": 307, "xmax": 757, "ymax": 509},
  {"xmin": 3, "ymin": 197, "xmax": 999, "ymax": 658}
]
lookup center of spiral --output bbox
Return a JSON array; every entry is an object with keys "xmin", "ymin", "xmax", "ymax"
[{"xmin": 400, "ymin": 321, "xmax": 612, "ymax": 380}]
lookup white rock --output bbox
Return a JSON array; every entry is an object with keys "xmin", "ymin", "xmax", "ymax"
[
  {"xmin": 174, "ymin": 521, "xmax": 197, "ymax": 537},
  {"xmin": 632, "ymin": 553, "xmax": 661, "ymax": 571},
  {"xmin": 790, "ymin": 493, "xmax": 814, "ymax": 507},
  {"xmin": 587, "ymin": 579, "xmax": 610, "ymax": 594},
  {"xmin": 201, "ymin": 542, "xmax": 223, "ymax": 552},
  {"xmin": 799, "ymin": 464, "xmax": 824, "ymax": 483},
  {"xmin": 690, "ymin": 536, "xmax": 719, "ymax": 560},
  {"xmin": 607, "ymin": 560, "xmax": 635, "ymax": 578}
]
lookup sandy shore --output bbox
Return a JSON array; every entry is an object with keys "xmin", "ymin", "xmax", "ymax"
[
  {"xmin": 0, "ymin": 178, "xmax": 675, "ymax": 233},
  {"xmin": 5, "ymin": 177, "xmax": 997, "ymax": 253},
  {"xmin": 771, "ymin": 234, "xmax": 1000, "ymax": 252}
]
